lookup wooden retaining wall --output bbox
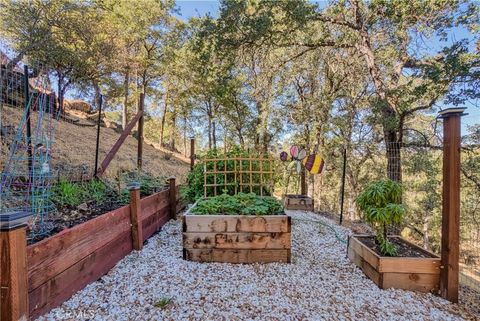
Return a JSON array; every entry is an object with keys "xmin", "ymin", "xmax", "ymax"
[{"xmin": 24, "ymin": 180, "xmax": 183, "ymax": 320}]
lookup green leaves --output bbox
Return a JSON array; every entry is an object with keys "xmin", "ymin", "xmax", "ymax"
[
  {"xmin": 376, "ymin": 234, "xmax": 398, "ymax": 257},
  {"xmin": 51, "ymin": 179, "xmax": 110, "ymax": 208},
  {"xmin": 191, "ymin": 193, "xmax": 283, "ymax": 216},
  {"xmin": 356, "ymin": 179, "xmax": 405, "ymax": 256},
  {"xmin": 51, "ymin": 180, "xmax": 85, "ymax": 208}
]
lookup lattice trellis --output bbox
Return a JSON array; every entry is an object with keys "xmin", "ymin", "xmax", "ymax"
[{"xmin": 203, "ymin": 156, "xmax": 274, "ymax": 197}]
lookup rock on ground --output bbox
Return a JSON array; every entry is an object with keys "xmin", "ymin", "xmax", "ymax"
[{"xmin": 37, "ymin": 211, "xmax": 477, "ymax": 321}]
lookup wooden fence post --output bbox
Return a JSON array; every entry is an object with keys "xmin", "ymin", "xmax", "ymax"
[
  {"xmin": 137, "ymin": 93, "xmax": 144, "ymax": 169},
  {"xmin": 128, "ymin": 184, "xmax": 143, "ymax": 250},
  {"xmin": 169, "ymin": 177, "xmax": 177, "ymax": 220},
  {"xmin": 439, "ymin": 107, "xmax": 466, "ymax": 303},
  {"xmin": 190, "ymin": 137, "xmax": 195, "ymax": 171},
  {"xmin": 300, "ymin": 168, "xmax": 307, "ymax": 196},
  {"xmin": 94, "ymin": 95, "xmax": 103, "ymax": 178},
  {"xmin": 0, "ymin": 222, "xmax": 29, "ymax": 321}
]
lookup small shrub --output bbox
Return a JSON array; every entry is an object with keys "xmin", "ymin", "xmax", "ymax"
[
  {"xmin": 356, "ymin": 179, "xmax": 405, "ymax": 256},
  {"xmin": 191, "ymin": 193, "xmax": 283, "ymax": 216},
  {"xmin": 181, "ymin": 146, "xmax": 272, "ymax": 203},
  {"xmin": 51, "ymin": 180, "xmax": 84, "ymax": 207},
  {"xmin": 119, "ymin": 170, "xmax": 167, "ymax": 197},
  {"xmin": 85, "ymin": 179, "xmax": 109, "ymax": 203},
  {"xmin": 51, "ymin": 179, "xmax": 112, "ymax": 208}
]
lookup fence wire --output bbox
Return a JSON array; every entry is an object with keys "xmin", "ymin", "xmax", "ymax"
[
  {"xmin": 310, "ymin": 138, "xmax": 479, "ymax": 307},
  {"xmin": 1, "ymin": 63, "xmax": 59, "ymax": 237},
  {"xmin": 393, "ymin": 142, "xmax": 479, "ymax": 307}
]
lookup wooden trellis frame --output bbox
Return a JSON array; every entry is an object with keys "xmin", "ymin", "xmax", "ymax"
[{"xmin": 203, "ymin": 156, "xmax": 274, "ymax": 197}]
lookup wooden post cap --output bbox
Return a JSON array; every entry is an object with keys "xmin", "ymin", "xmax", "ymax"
[
  {"xmin": 438, "ymin": 107, "xmax": 468, "ymax": 118},
  {"xmin": 127, "ymin": 182, "xmax": 140, "ymax": 191},
  {"xmin": 0, "ymin": 211, "xmax": 31, "ymax": 231}
]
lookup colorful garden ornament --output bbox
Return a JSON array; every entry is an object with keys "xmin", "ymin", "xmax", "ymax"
[
  {"xmin": 302, "ymin": 154, "xmax": 325, "ymax": 174},
  {"xmin": 279, "ymin": 145, "xmax": 324, "ymax": 175}
]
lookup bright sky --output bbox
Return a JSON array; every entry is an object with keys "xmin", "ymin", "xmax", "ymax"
[{"xmin": 174, "ymin": 0, "xmax": 480, "ymax": 134}]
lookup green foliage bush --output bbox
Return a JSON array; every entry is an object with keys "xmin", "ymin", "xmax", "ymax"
[
  {"xmin": 52, "ymin": 171, "xmax": 168, "ymax": 210},
  {"xmin": 191, "ymin": 193, "xmax": 283, "ymax": 216},
  {"xmin": 118, "ymin": 170, "xmax": 167, "ymax": 197},
  {"xmin": 51, "ymin": 179, "xmax": 110, "ymax": 208},
  {"xmin": 181, "ymin": 146, "xmax": 274, "ymax": 202},
  {"xmin": 50, "ymin": 180, "xmax": 85, "ymax": 207},
  {"xmin": 356, "ymin": 179, "xmax": 405, "ymax": 256}
]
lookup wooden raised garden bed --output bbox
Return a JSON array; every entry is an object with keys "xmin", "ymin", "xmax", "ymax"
[
  {"xmin": 283, "ymin": 194, "xmax": 314, "ymax": 211},
  {"xmin": 1, "ymin": 181, "xmax": 183, "ymax": 321},
  {"xmin": 183, "ymin": 214, "xmax": 291, "ymax": 263},
  {"xmin": 348, "ymin": 235, "xmax": 441, "ymax": 293}
]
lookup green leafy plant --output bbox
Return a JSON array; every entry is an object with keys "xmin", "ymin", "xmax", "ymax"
[
  {"xmin": 154, "ymin": 297, "xmax": 173, "ymax": 309},
  {"xmin": 85, "ymin": 179, "xmax": 109, "ymax": 203},
  {"xmin": 119, "ymin": 170, "xmax": 167, "ymax": 197},
  {"xmin": 180, "ymin": 146, "xmax": 274, "ymax": 203},
  {"xmin": 51, "ymin": 179, "xmax": 113, "ymax": 209},
  {"xmin": 356, "ymin": 179, "xmax": 405, "ymax": 256},
  {"xmin": 50, "ymin": 180, "xmax": 85, "ymax": 207},
  {"xmin": 191, "ymin": 192, "xmax": 283, "ymax": 216}
]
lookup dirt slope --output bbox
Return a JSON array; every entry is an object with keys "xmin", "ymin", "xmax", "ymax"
[{"xmin": 1, "ymin": 105, "xmax": 189, "ymax": 182}]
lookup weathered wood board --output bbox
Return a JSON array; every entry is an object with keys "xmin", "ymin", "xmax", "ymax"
[
  {"xmin": 183, "ymin": 215, "xmax": 290, "ymax": 233},
  {"xmin": 1, "ymin": 227, "xmax": 28, "ymax": 321},
  {"xmin": 283, "ymin": 194, "xmax": 314, "ymax": 211},
  {"xmin": 348, "ymin": 235, "xmax": 440, "ymax": 293},
  {"xmin": 184, "ymin": 249, "xmax": 291, "ymax": 263},
  {"xmin": 183, "ymin": 215, "xmax": 291, "ymax": 263}
]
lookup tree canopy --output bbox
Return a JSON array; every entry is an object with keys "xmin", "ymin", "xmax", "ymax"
[{"xmin": 1, "ymin": 0, "xmax": 479, "ymax": 250}]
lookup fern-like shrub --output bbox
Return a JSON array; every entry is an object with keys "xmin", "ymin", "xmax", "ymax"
[{"xmin": 356, "ymin": 179, "xmax": 405, "ymax": 256}]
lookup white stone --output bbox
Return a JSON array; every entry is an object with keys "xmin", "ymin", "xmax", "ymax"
[{"xmin": 36, "ymin": 211, "xmax": 473, "ymax": 321}]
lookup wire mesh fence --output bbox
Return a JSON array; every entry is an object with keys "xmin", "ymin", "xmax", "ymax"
[
  {"xmin": 309, "ymin": 137, "xmax": 479, "ymax": 307},
  {"xmin": 1, "ymin": 59, "xmax": 184, "ymax": 243},
  {"xmin": 1, "ymin": 63, "xmax": 59, "ymax": 237},
  {"xmin": 382, "ymin": 142, "xmax": 479, "ymax": 306}
]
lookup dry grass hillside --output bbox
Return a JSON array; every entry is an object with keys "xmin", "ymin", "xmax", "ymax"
[{"xmin": 1, "ymin": 105, "xmax": 190, "ymax": 182}]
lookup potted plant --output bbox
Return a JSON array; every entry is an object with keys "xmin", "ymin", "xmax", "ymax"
[
  {"xmin": 183, "ymin": 193, "xmax": 291, "ymax": 263},
  {"xmin": 347, "ymin": 179, "xmax": 441, "ymax": 293}
]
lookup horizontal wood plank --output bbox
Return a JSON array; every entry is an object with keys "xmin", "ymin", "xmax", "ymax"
[
  {"xmin": 284, "ymin": 204, "xmax": 314, "ymax": 211},
  {"xmin": 27, "ymin": 205, "xmax": 131, "ymax": 292},
  {"xmin": 379, "ymin": 257, "xmax": 441, "ymax": 274},
  {"xmin": 348, "ymin": 236, "xmax": 380, "ymax": 270},
  {"xmin": 140, "ymin": 190, "xmax": 169, "ymax": 220},
  {"xmin": 348, "ymin": 243, "xmax": 382, "ymax": 286},
  {"xmin": 142, "ymin": 208, "xmax": 170, "ymax": 242},
  {"xmin": 176, "ymin": 201, "xmax": 186, "ymax": 213},
  {"xmin": 183, "ymin": 215, "xmax": 290, "ymax": 233},
  {"xmin": 183, "ymin": 232, "xmax": 291, "ymax": 249},
  {"xmin": 184, "ymin": 249, "xmax": 290, "ymax": 263},
  {"xmin": 29, "ymin": 230, "xmax": 133, "ymax": 319},
  {"xmin": 382, "ymin": 272, "xmax": 440, "ymax": 293}
]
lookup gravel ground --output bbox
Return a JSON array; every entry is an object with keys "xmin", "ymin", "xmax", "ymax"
[{"xmin": 37, "ymin": 211, "xmax": 477, "ymax": 321}]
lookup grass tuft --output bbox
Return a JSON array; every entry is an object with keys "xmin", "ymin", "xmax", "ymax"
[{"xmin": 154, "ymin": 297, "xmax": 173, "ymax": 309}]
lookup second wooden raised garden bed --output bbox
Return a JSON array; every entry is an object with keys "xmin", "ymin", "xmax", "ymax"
[
  {"xmin": 183, "ymin": 214, "xmax": 291, "ymax": 264},
  {"xmin": 283, "ymin": 194, "xmax": 314, "ymax": 211},
  {"xmin": 348, "ymin": 235, "xmax": 441, "ymax": 293}
]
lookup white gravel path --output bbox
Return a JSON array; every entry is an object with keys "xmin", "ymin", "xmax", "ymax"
[{"xmin": 37, "ymin": 211, "xmax": 474, "ymax": 321}]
